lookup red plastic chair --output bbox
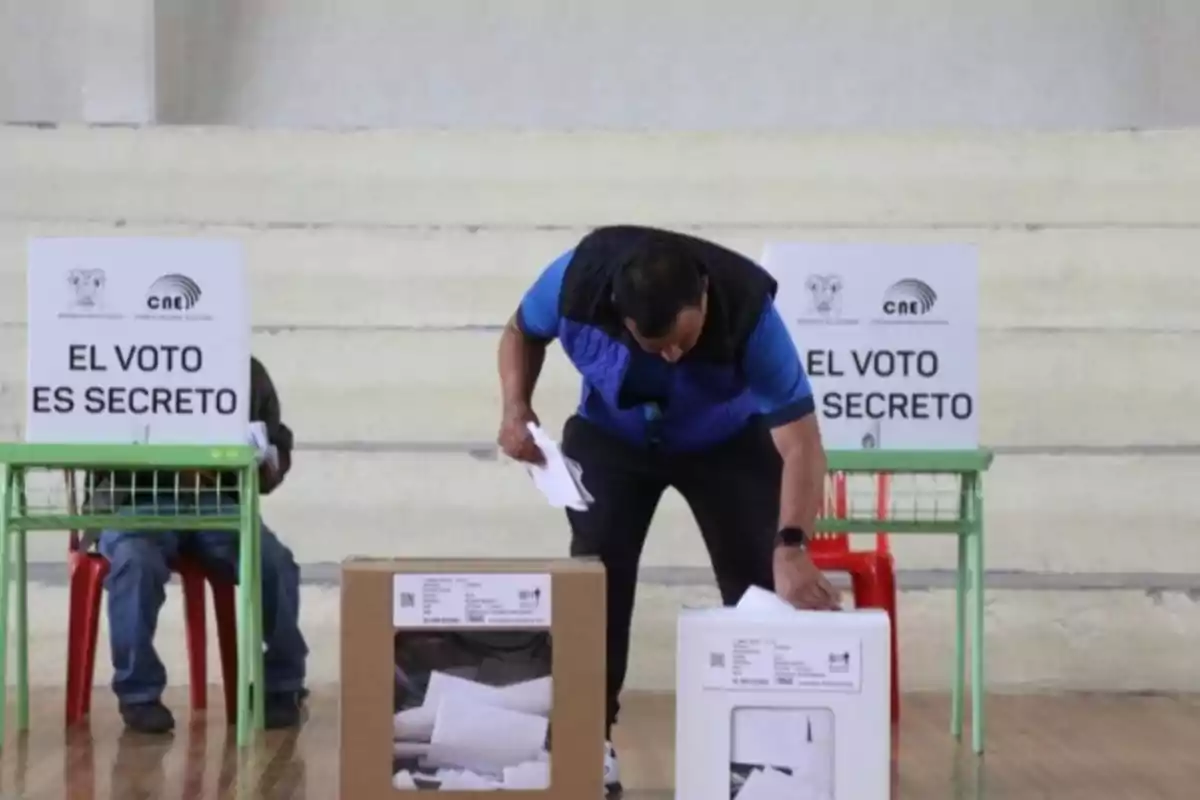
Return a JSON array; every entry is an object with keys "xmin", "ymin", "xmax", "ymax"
[
  {"xmin": 63, "ymin": 471, "xmax": 240, "ymax": 725},
  {"xmin": 811, "ymin": 471, "xmax": 900, "ymax": 723}
]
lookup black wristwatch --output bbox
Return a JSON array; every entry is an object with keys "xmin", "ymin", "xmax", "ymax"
[{"xmin": 775, "ymin": 526, "xmax": 808, "ymax": 548}]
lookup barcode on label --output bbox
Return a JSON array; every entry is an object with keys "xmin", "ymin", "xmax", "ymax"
[
  {"xmin": 399, "ymin": 592, "xmax": 415, "ymax": 608},
  {"xmin": 709, "ymin": 652, "xmax": 726, "ymax": 668}
]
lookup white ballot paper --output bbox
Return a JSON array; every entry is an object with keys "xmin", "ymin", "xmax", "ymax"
[
  {"xmin": 247, "ymin": 421, "xmax": 279, "ymax": 472},
  {"xmin": 736, "ymin": 586, "xmax": 798, "ymax": 614},
  {"xmin": 525, "ymin": 422, "xmax": 593, "ymax": 511},
  {"xmin": 737, "ymin": 765, "xmax": 824, "ymax": 800}
]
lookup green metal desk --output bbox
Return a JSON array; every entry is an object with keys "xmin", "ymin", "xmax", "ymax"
[
  {"xmin": 0, "ymin": 443, "xmax": 265, "ymax": 748},
  {"xmin": 821, "ymin": 449, "xmax": 993, "ymax": 754}
]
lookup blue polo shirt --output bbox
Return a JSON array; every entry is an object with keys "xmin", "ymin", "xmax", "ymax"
[{"xmin": 517, "ymin": 249, "xmax": 815, "ymax": 428}]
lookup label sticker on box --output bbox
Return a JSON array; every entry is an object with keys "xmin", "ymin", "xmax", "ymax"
[
  {"xmin": 392, "ymin": 573, "xmax": 552, "ymax": 628},
  {"xmin": 702, "ymin": 634, "xmax": 863, "ymax": 693}
]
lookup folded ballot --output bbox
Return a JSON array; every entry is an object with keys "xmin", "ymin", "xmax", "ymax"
[
  {"xmin": 525, "ymin": 423, "xmax": 593, "ymax": 511},
  {"xmin": 736, "ymin": 585, "xmax": 799, "ymax": 614}
]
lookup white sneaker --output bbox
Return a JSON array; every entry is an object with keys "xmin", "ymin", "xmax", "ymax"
[{"xmin": 604, "ymin": 741, "xmax": 623, "ymax": 795}]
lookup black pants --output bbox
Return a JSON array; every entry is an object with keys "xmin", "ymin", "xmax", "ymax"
[{"xmin": 561, "ymin": 414, "xmax": 782, "ymax": 735}]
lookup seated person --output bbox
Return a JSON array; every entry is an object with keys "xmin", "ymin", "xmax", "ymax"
[{"xmin": 85, "ymin": 356, "xmax": 308, "ymax": 733}]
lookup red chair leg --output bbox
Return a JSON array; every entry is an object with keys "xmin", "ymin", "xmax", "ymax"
[
  {"xmin": 65, "ymin": 555, "xmax": 107, "ymax": 725},
  {"xmin": 847, "ymin": 565, "xmax": 886, "ymax": 610},
  {"xmin": 64, "ymin": 560, "xmax": 89, "ymax": 725},
  {"xmin": 846, "ymin": 570, "xmax": 868, "ymax": 609},
  {"xmin": 210, "ymin": 578, "xmax": 239, "ymax": 721},
  {"xmin": 80, "ymin": 569, "xmax": 105, "ymax": 723},
  {"xmin": 180, "ymin": 568, "xmax": 209, "ymax": 712}
]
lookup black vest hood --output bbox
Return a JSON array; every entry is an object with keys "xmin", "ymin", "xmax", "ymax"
[{"xmin": 557, "ymin": 225, "xmax": 777, "ymax": 363}]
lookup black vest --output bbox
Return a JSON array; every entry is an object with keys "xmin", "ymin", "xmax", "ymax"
[{"xmin": 554, "ymin": 226, "xmax": 778, "ymax": 449}]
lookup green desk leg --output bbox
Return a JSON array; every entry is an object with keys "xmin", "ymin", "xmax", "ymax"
[
  {"xmin": 951, "ymin": 530, "xmax": 967, "ymax": 740},
  {"xmin": 236, "ymin": 473, "xmax": 254, "ymax": 747},
  {"xmin": 970, "ymin": 477, "xmax": 986, "ymax": 754},
  {"xmin": 235, "ymin": 466, "xmax": 266, "ymax": 746},
  {"xmin": 0, "ymin": 464, "xmax": 12, "ymax": 748},
  {"xmin": 250, "ymin": 470, "xmax": 265, "ymax": 732},
  {"xmin": 951, "ymin": 472, "xmax": 972, "ymax": 741},
  {"xmin": 14, "ymin": 470, "xmax": 27, "ymax": 732}
]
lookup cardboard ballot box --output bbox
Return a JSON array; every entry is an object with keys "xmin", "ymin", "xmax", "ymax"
[
  {"xmin": 340, "ymin": 558, "xmax": 606, "ymax": 798},
  {"xmin": 676, "ymin": 603, "xmax": 891, "ymax": 800}
]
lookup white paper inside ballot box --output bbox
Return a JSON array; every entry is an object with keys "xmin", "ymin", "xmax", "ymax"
[
  {"xmin": 430, "ymin": 697, "xmax": 548, "ymax": 767},
  {"xmin": 421, "ymin": 743, "xmax": 546, "ymax": 777},
  {"xmin": 425, "ymin": 671, "xmax": 552, "ymax": 716},
  {"xmin": 395, "ymin": 672, "xmax": 553, "ymax": 743},
  {"xmin": 731, "ymin": 708, "xmax": 834, "ymax": 780}
]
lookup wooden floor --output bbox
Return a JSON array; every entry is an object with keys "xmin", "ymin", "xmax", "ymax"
[{"xmin": 0, "ymin": 688, "xmax": 1195, "ymax": 798}]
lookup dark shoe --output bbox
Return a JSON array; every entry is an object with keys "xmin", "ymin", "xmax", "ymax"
[
  {"xmin": 119, "ymin": 700, "xmax": 175, "ymax": 734},
  {"xmin": 263, "ymin": 690, "xmax": 305, "ymax": 730}
]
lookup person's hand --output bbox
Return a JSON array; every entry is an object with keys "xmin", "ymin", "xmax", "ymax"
[
  {"xmin": 773, "ymin": 545, "xmax": 841, "ymax": 610},
  {"xmin": 497, "ymin": 404, "xmax": 545, "ymax": 465}
]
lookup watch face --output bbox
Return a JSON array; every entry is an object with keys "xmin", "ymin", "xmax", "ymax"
[{"xmin": 777, "ymin": 528, "xmax": 806, "ymax": 546}]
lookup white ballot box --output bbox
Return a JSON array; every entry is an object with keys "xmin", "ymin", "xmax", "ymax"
[{"xmin": 676, "ymin": 605, "xmax": 891, "ymax": 800}]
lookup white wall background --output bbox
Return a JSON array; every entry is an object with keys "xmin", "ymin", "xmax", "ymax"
[
  {"xmin": 1, "ymin": 126, "xmax": 1199, "ymax": 691},
  {"xmin": 4, "ymin": 0, "xmax": 1200, "ymax": 129}
]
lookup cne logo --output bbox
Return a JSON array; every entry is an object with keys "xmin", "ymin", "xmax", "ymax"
[
  {"xmin": 882, "ymin": 278, "xmax": 937, "ymax": 317},
  {"xmin": 146, "ymin": 274, "xmax": 202, "ymax": 312}
]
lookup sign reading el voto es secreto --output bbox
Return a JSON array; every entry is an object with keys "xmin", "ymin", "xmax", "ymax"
[
  {"xmin": 762, "ymin": 242, "xmax": 979, "ymax": 450},
  {"xmin": 25, "ymin": 237, "xmax": 250, "ymax": 445}
]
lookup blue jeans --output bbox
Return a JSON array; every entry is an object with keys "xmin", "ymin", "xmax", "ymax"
[{"xmin": 97, "ymin": 501, "xmax": 308, "ymax": 704}]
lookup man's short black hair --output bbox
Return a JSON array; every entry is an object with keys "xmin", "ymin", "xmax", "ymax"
[{"xmin": 612, "ymin": 238, "xmax": 705, "ymax": 338}]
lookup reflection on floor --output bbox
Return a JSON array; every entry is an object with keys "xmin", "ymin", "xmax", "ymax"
[{"xmin": 0, "ymin": 688, "xmax": 1195, "ymax": 798}]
